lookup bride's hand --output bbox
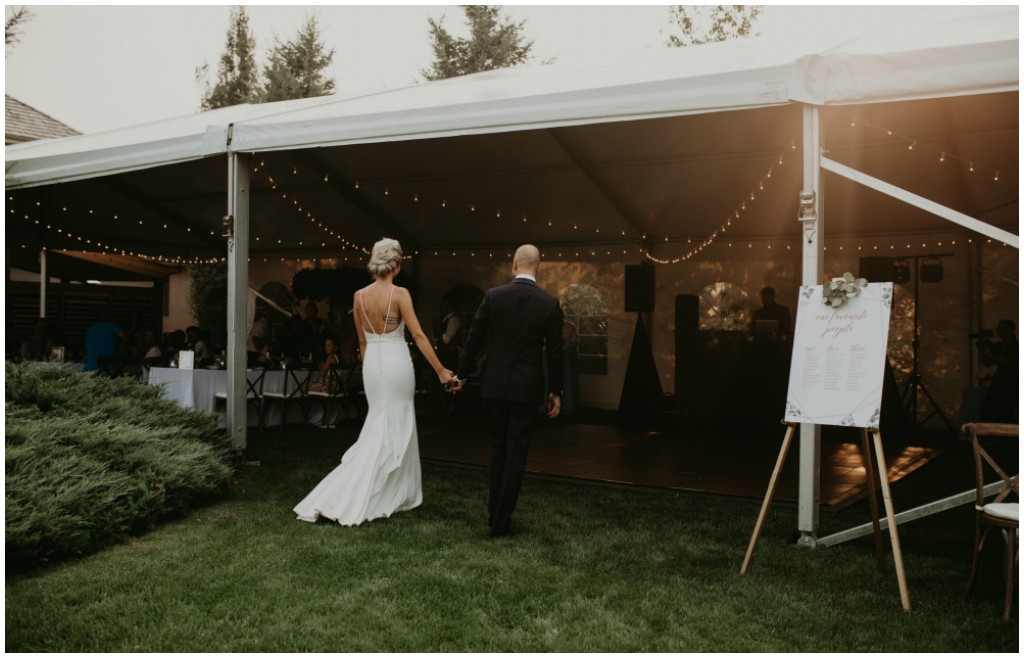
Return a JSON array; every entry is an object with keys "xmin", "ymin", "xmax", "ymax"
[{"xmin": 437, "ymin": 369, "xmax": 454, "ymax": 386}]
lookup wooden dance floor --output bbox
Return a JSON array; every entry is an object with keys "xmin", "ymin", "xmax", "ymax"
[{"xmin": 417, "ymin": 416, "xmax": 942, "ymax": 511}]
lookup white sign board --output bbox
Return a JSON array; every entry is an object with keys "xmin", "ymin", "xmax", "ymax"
[{"xmin": 784, "ymin": 283, "xmax": 893, "ymax": 428}]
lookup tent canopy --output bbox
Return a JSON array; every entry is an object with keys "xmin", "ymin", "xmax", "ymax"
[{"xmin": 6, "ymin": 6, "xmax": 1018, "ymax": 266}]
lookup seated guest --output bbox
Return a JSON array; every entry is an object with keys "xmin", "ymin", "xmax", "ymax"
[
  {"xmin": 328, "ymin": 305, "xmax": 360, "ymax": 366},
  {"xmin": 752, "ymin": 286, "xmax": 792, "ymax": 337},
  {"xmin": 309, "ymin": 338, "xmax": 340, "ymax": 394},
  {"xmin": 20, "ymin": 318, "xmax": 51, "ymax": 362},
  {"xmin": 247, "ymin": 311, "xmax": 272, "ymax": 357},
  {"xmin": 142, "ymin": 330, "xmax": 163, "ymax": 362},
  {"xmin": 84, "ymin": 310, "xmax": 125, "ymax": 372},
  {"xmin": 193, "ymin": 330, "xmax": 214, "ymax": 361},
  {"xmin": 184, "ymin": 325, "xmax": 201, "ymax": 351}
]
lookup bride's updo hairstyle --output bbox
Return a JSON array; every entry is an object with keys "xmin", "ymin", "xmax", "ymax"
[{"xmin": 367, "ymin": 238, "xmax": 403, "ymax": 278}]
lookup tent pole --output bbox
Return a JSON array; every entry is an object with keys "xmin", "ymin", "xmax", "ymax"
[
  {"xmin": 226, "ymin": 147, "xmax": 251, "ymax": 454},
  {"xmin": 797, "ymin": 104, "xmax": 824, "ymax": 546},
  {"xmin": 39, "ymin": 248, "xmax": 47, "ymax": 318}
]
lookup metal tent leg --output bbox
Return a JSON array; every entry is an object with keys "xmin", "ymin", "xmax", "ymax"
[{"xmin": 226, "ymin": 149, "xmax": 251, "ymax": 453}]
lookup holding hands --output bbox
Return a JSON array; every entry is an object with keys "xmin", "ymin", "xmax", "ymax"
[{"xmin": 437, "ymin": 368, "xmax": 455, "ymax": 387}]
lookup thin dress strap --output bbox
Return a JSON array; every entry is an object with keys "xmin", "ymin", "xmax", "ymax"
[
  {"xmin": 384, "ymin": 286, "xmax": 397, "ymax": 332},
  {"xmin": 359, "ymin": 290, "xmax": 377, "ymax": 335}
]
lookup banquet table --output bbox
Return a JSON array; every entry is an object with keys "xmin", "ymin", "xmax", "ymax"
[{"xmin": 149, "ymin": 367, "xmax": 354, "ymax": 428}]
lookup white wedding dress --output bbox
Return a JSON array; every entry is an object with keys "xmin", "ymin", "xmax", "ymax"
[{"xmin": 294, "ymin": 287, "xmax": 422, "ymax": 525}]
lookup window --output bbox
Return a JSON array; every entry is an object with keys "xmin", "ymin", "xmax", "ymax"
[
  {"xmin": 698, "ymin": 282, "xmax": 752, "ymax": 331},
  {"xmin": 559, "ymin": 284, "xmax": 608, "ymax": 375},
  {"xmin": 441, "ymin": 283, "xmax": 485, "ymax": 345}
]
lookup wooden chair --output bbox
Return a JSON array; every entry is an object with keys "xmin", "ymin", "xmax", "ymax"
[
  {"xmin": 962, "ymin": 422, "xmax": 1019, "ymax": 621},
  {"xmin": 307, "ymin": 364, "xmax": 354, "ymax": 429},
  {"xmin": 215, "ymin": 369, "xmax": 267, "ymax": 433},
  {"xmin": 262, "ymin": 365, "xmax": 315, "ymax": 430}
]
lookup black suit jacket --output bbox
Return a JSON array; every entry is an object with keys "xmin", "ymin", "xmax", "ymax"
[{"xmin": 456, "ymin": 278, "xmax": 565, "ymax": 404}]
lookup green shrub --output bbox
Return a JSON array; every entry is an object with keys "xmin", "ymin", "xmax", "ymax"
[{"xmin": 5, "ymin": 363, "xmax": 233, "ymax": 570}]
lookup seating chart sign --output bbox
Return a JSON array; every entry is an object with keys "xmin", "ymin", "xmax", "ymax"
[{"xmin": 784, "ymin": 283, "xmax": 893, "ymax": 428}]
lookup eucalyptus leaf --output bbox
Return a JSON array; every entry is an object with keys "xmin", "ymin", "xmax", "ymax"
[
  {"xmin": 843, "ymin": 272, "xmax": 854, "ymax": 282},
  {"xmin": 855, "ymin": 278, "xmax": 868, "ymax": 288}
]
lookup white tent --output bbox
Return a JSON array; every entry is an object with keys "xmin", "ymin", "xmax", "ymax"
[
  {"xmin": 6, "ymin": 6, "xmax": 1018, "ymax": 547},
  {"xmin": 6, "ymin": 7, "xmax": 1017, "ymax": 189}
]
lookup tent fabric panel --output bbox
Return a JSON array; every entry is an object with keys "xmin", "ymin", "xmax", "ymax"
[
  {"xmin": 5, "ymin": 134, "xmax": 222, "ymax": 190},
  {"xmin": 230, "ymin": 68, "xmax": 795, "ymax": 153},
  {"xmin": 788, "ymin": 40, "xmax": 1018, "ymax": 106}
]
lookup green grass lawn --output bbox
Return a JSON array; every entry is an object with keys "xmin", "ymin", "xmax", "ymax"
[{"xmin": 5, "ymin": 425, "xmax": 1018, "ymax": 652}]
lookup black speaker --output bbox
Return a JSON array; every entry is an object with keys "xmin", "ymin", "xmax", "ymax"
[
  {"xmin": 625, "ymin": 263, "xmax": 656, "ymax": 313},
  {"xmin": 674, "ymin": 294, "xmax": 699, "ymax": 333},
  {"xmin": 920, "ymin": 258, "xmax": 944, "ymax": 283},
  {"xmin": 859, "ymin": 256, "xmax": 895, "ymax": 283}
]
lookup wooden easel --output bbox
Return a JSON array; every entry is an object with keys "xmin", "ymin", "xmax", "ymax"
[{"xmin": 740, "ymin": 421, "xmax": 911, "ymax": 612}]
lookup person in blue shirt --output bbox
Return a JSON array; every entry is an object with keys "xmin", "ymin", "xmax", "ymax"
[{"xmin": 84, "ymin": 310, "xmax": 125, "ymax": 372}]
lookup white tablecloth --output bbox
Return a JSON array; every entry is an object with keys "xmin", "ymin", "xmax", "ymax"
[{"xmin": 149, "ymin": 367, "xmax": 354, "ymax": 428}]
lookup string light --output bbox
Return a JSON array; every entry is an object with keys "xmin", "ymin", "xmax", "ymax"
[{"xmin": 853, "ymin": 114, "xmax": 1014, "ymax": 181}]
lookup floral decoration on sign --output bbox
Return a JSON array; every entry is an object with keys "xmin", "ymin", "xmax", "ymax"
[
  {"xmin": 868, "ymin": 408, "xmax": 881, "ymax": 428},
  {"xmin": 879, "ymin": 282, "xmax": 893, "ymax": 309},
  {"xmin": 822, "ymin": 272, "xmax": 868, "ymax": 309}
]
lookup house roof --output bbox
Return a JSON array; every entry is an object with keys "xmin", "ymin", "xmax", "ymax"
[{"xmin": 5, "ymin": 95, "xmax": 81, "ymax": 144}]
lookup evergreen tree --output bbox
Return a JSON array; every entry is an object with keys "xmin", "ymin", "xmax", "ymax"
[
  {"xmin": 5, "ymin": 6, "xmax": 33, "ymax": 55},
  {"xmin": 196, "ymin": 6, "xmax": 260, "ymax": 111},
  {"xmin": 664, "ymin": 5, "xmax": 762, "ymax": 48},
  {"xmin": 421, "ymin": 5, "xmax": 541, "ymax": 82},
  {"xmin": 259, "ymin": 13, "xmax": 336, "ymax": 103}
]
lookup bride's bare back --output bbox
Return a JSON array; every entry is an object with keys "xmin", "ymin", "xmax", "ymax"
[
  {"xmin": 353, "ymin": 279, "xmax": 453, "ymax": 386},
  {"xmin": 356, "ymin": 283, "xmax": 403, "ymax": 335}
]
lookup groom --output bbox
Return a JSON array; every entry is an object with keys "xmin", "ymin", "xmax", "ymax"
[{"xmin": 450, "ymin": 245, "xmax": 565, "ymax": 537}]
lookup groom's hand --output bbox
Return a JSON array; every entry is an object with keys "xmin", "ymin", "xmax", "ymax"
[
  {"xmin": 450, "ymin": 378, "xmax": 466, "ymax": 394},
  {"xmin": 546, "ymin": 394, "xmax": 561, "ymax": 419}
]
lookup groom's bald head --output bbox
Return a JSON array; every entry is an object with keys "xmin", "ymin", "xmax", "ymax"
[{"xmin": 513, "ymin": 244, "xmax": 541, "ymax": 276}]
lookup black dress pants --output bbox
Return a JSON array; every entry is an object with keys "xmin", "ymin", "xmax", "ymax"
[{"xmin": 487, "ymin": 400, "xmax": 537, "ymax": 536}]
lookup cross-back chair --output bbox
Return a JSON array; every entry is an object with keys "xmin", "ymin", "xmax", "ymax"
[
  {"xmin": 215, "ymin": 368, "xmax": 267, "ymax": 433},
  {"xmin": 961, "ymin": 422, "xmax": 1018, "ymax": 621},
  {"xmin": 263, "ymin": 364, "xmax": 316, "ymax": 430},
  {"xmin": 307, "ymin": 363, "xmax": 355, "ymax": 429}
]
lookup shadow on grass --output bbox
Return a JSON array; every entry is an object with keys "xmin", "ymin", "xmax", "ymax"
[{"xmin": 5, "ymin": 426, "xmax": 1018, "ymax": 651}]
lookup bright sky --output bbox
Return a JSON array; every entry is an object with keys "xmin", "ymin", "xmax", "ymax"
[{"xmin": 5, "ymin": 4, "xmax": 924, "ymax": 135}]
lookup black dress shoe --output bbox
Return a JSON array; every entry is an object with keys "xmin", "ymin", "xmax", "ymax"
[{"xmin": 489, "ymin": 528, "xmax": 514, "ymax": 538}]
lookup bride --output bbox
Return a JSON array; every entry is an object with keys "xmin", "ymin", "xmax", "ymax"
[{"xmin": 294, "ymin": 238, "xmax": 453, "ymax": 525}]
